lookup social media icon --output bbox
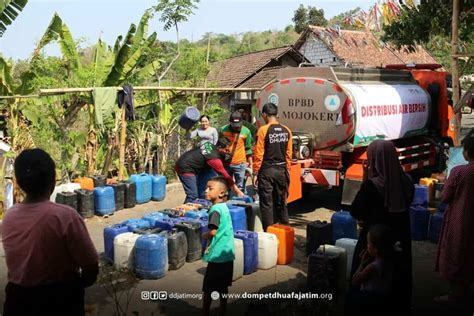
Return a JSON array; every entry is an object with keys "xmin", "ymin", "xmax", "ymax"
[
  {"xmin": 210, "ymin": 291, "xmax": 220, "ymax": 301},
  {"xmin": 150, "ymin": 291, "xmax": 159, "ymax": 300},
  {"xmin": 159, "ymin": 291, "xmax": 168, "ymax": 300},
  {"xmin": 141, "ymin": 291, "xmax": 150, "ymax": 300}
]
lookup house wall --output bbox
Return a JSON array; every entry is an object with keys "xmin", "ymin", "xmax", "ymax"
[{"xmin": 299, "ymin": 34, "xmax": 342, "ymax": 66}]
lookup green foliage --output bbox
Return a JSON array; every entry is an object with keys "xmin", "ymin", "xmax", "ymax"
[
  {"xmin": 328, "ymin": 7, "xmax": 362, "ymax": 30},
  {"xmin": 382, "ymin": 0, "xmax": 473, "ymax": 52},
  {"xmin": 292, "ymin": 4, "xmax": 327, "ymax": 33},
  {"xmin": 32, "ymin": 13, "xmax": 82, "ymax": 73},
  {"xmin": 0, "ymin": 0, "xmax": 28, "ymax": 36},
  {"xmin": 153, "ymin": 0, "xmax": 199, "ymax": 31}
]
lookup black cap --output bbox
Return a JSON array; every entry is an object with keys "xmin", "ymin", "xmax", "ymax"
[{"xmin": 229, "ymin": 111, "xmax": 243, "ymax": 129}]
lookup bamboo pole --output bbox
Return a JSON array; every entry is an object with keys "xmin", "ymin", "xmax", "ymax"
[
  {"xmin": 118, "ymin": 104, "xmax": 127, "ymax": 181},
  {"xmin": 451, "ymin": 0, "xmax": 461, "ymax": 146}
]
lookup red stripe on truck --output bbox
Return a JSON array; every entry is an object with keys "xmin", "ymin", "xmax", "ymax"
[
  {"xmin": 280, "ymin": 79, "xmax": 290, "ymax": 85},
  {"xmin": 296, "ymin": 78, "xmax": 306, "ymax": 83},
  {"xmin": 265, "ymin": 84, "xmax": 273, "ymax": 92},
  {"xmin": 256, "ymin": 98, "xmax": 261, "ymax": 109},
  {"xmin": 326, "ymin": 139, "xmax": 338, "ymax": 147},
  {"xmin": 346, "ymin": 122, "xmax": 353, "ymax": 136},
  {"xmin": 314, "ymin": 79, "xmax": 325, "ymax": 85},
  {"xmin": 332, "ymin": 84, "xmax": 342, "ymax": 92}
]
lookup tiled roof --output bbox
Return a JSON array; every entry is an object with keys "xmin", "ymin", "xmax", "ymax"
[
  {"xmin": 239, "ymin": 66, "xmax": 285, "ymax": 88},
  {"xmin": 296, "ymin": 25, "xmax": 438, "ymax": 67},
  {"xmin": 207, "ymin": 46, "xmax": 305, "ymax": 88}
]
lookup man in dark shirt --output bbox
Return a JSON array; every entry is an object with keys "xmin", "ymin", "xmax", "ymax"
[
  {"xmin": 175, "ymin": 140, "xmax": 244, "ymax": 203},
  {"xmin": 253, "ymin": 103, "xmax": 293, "ymax": 230}
]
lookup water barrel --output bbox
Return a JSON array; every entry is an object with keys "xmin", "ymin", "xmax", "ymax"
[
  {"xmin": 178, "ymin": 106, "xmax": 200, "ymax": 130},
  {"xmin": 151, "ymin": 175, "xmax": 166, "ymax": 201},
  {"xmin": 331, "ymin": 211, "xmax": 357, "ymax": 243},
  {"xmin": 125, "ymin": 219, "xmax": 151, "ymax": 232},
  {"xmin": 413, "ymin": 184, "xmax": 429, "ymax": 207},
  {"xmin": 307, "ymin": 251, "xmax": 339, "ymax": 293},
  {"xmin": 267, "ymin": 224, "xmax": 294, "ymax": 265},
  {"xmin": 317, "ymin": 245, "xmax": 347, "ymax": 294},
  {"xmin": 184, "ymin": 209, "xmax": 209, "ymax": 221},
  {"xmin": 232, "ymin": 239, "xmax": 244, "ymax": 281},
  {"xmin": 234, "ymin": 230, "xmax": 258, "ymax": 275},
  {"xmin": 104, "ymin": 222, "xmax": 129, "ymax": 263},
  {"xmin": 306, "ymin": 220, "xmax": 333, "ymax": 256},
  {"xmin": 122, "ymin": 181, "xmax": 137, "ymax": 209},
  {"xmin": 134, "ymin": 227, "xmax": 162, "ymax": 235},
  {"xmin": 142, "ymin": 211, "xmax": 169, "ymax": 227},
  {"xmin": 159, "ymin": 229, "xmax": 188, "ymax": 270},
  {"xmin": 257, "ymin": 232, "xmax": 278, "ymax": 270},
  {"xmin": 176, "ymin": 217, "xmax": 209, "ymax": 252},
  {"xmin": 94, "ymin": 186, "xmax": 116, "ymax": 216},
  {"xmin": 175, "ymin": 221, "xmax": 202, "ymax": 262},
  {"xmin": 62, "ymin": 183, "xmax": 81, "ymax": 192},
  {"xmin": 161, "ymin": 208, "xmax": 183, "ymax": 218},
  {"xmin": 192, "ymin": 198, "xmax": 213, "ymax": 209},
  {"xmin": 129, "ymin": 174, "xmax": 152, "ymax": 204},
  {"xmin": 114, "ymin": 232, "xmax": 140, "ymax": 270},
  {"xmin": 231, "ymin": 195, "xmax": 253, "ymax": 203},
  {"xmin": 438, "ymin": 202, "xmax": 448, "ymax": 213},
  {"xmin": 410, "ymin": 205, "xmax": 430, "ymax": 240},
  {"xmin": 92, "ymin": 175, "xmax": 106, "ymax": 188},
  {"xmin": 74, "ymin": 177, "xmax": 94, "ymax": 191},
  {"xmin": 335, "ymin": 238, "xmax": 358, "ymax": 279},
  {"xmin": 108, "ymin": 182, "xmax": 126, "ymax": 211},
  {"xmin": 50, "ymin": 184, "xmax": 66, "ymax": 202},
  {"xmin": 154, "ymin": 218, "xmax": 179, "ymax": 231},
  {"xmin": 74, "ymin": 189, "xmax": 94, "ymax": 218},
  {"xmin": 134, "ymin": 234, "xmax": 168, "ymax": 279},
  {"xmin": 55, "ymin": 191, "xmax": 78, "ymax": 211},
  {"xmin": 428, "ymin": 212, "xmax": 444, "ymax": 243},
  {"xmin": 228, "ymin": 201, "xmax": 263, "ymax": 232},
  {"xmin": 228, "ymin": 205, "xmax": 247, "ymax": 232}
]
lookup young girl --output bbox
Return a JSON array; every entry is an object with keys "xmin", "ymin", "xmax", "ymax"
[
  {"xmin": 345, "ymin": 224, "xmax": 394, "ymax": 315},
  {"xmin": 2, "ymin": 149, "xmax": 99, "ymax": 316}
]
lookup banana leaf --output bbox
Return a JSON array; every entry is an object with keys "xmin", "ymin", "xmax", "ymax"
[
  {"xmin": 118, "ymin": 32, "xmax": 157, "ymax": 83},
  {"xmin": 159, "ymin": 102, "xmax": 173, "ymax": 127},
  {"xmin": 103, "ymin": 23, "xmax": 136, "ymax": 86},
  {"xmin": 136, "ymin": 59, "xmax": 161, "ymax": 79},
  {"xmin": 93, "ymin": 38, "xmax": 114, "ymax": 85},
  {"xmin": 0, "ymin": 56, "xmax": 13, "ymax": 95},
  {"xmin": 14, "ymin": 71, "xmax": 35, "ymax": 95},
  {"xmin": 0, "ymin": 0, "xmax": 28, "ymax": 36},
  {"xmin": 133, "ymin": 10, "xmax": 151, "ymax": 48},
  {"xmin": 32, "ymin": 13, "xmax": 81, "ymax": 71}
]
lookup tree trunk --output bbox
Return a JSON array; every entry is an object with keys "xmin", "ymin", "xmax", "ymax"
[
  {"xmin": 86, "ymin": 129, "xmax": 97, "ymax": 176},
  {"xmin": 102, "ymin": 133, "xmax": 115, "ymax": 176},
  {"xmin": 451, "ymin": 0, "xmax": 461, "ymax": 146},
  {"xmin": 118, "ymin": 106, "xmax": 127, "ymax": 180}
]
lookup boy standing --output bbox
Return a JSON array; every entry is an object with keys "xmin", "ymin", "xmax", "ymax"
[{"xmin": 202, "ymin": 176, "xmax": 235, "ymax": 316}]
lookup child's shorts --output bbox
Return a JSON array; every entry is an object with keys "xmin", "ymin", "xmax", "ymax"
[{"xmin": 202, "ymin": 261, "xmax": 234, "ymax": 294}]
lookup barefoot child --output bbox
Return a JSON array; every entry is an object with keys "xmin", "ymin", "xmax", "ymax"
[{"xmin": 202, "ymin": 176, "xmax": 235, "ymax": 316}]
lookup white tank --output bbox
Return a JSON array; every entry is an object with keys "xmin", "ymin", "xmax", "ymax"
[
  {"xmin": 335, "ymin": 238, "xmax": 358, "ymax": 279},
  {"xmin": 257, "ymin": 232, "xmax": 278, "ymax": 269},
  {"xmin": 232, "ymin": 239, "xmax": 244, "ymax": 281},
  {"xmin": 114, "ymin": 232, "xmax": 140, "ymax": 270},
  {"xmin": 317, "ymin": 244, "xmax": 347, "ymax": 292},
  {"xmin": 253, "ymin": 211, "xmax": 264, "ymax": 233},
  {"xmin": 63, "ymin": 183, "xmax": 81, "ymax": 192}
]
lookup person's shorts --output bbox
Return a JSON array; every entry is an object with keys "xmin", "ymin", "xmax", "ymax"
[{"xmin": 202, "ymin": 261, "xmax": 233, "ymax": 294}]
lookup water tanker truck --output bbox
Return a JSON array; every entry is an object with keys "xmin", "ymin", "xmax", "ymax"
[{"xmin": 255, "ymin": 65, "xmax": 458, "ymax": 205}]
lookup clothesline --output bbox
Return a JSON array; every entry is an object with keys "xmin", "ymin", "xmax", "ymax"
[{"xmin": 0, "ymin": 86, "xmax": 261, "ymax": 100}]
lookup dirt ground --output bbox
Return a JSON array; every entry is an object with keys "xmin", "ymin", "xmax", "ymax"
[
  {"xmin": 1, "ymin": 183, "xmax": 471, "ymax": 316},
  {"xmin": 0, "ymin": 114, "xmax": 472, "ymax": 315}
]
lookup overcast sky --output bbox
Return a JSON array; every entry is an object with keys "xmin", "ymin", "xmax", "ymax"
[{"xmin": 0, "ymin": 0, "xmax": 374, "ymax": 60}]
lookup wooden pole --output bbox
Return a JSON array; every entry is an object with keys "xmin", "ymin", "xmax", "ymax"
[
  {"xmin": 118, "ymin": 105, "xmax": 127, "ymax": 181},
  {"xmin": 451, "ymin": 0, "xmax": 461, "ymax": 145}
]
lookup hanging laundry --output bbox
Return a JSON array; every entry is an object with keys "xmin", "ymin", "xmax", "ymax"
[
  {"xmin": 92, "ymin": 87, "xmax": 117, "ymax": 127},
  {"xmin": 118, "ymin": 85, "xmax": 136, "ymax": 121}
]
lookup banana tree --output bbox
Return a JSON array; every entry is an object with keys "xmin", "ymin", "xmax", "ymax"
[{"xmin": 0, "ymin": 0, "xmax": 28, "ymax": 36}]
